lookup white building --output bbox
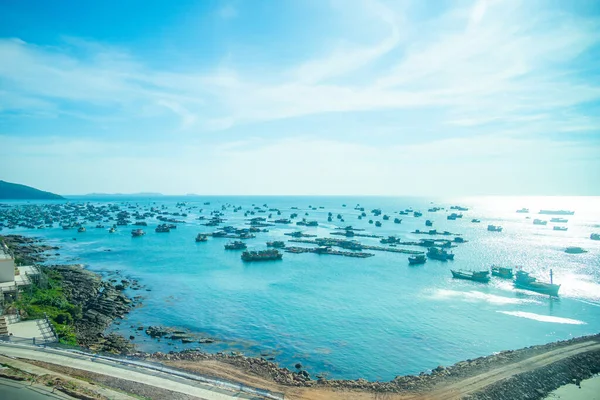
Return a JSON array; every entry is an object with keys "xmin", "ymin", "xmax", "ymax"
[{"xmin": 0, "ymin": 245, "xmax": 15, "ymax": 284}]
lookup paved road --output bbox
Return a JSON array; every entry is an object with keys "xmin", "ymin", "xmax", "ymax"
[
  {"xmin": 0, "ymin": 377, "xmax": 73, "ymax": 399},
  {"xmin": 0, "ymin": 343, "xmax": 264, "ymax": 400}
]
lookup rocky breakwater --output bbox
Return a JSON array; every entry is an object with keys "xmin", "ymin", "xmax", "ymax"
[
  {"xmin": 134, "ymin": 333, "xmax": 600, "ymax": 398},
  {"xmin": 52, "ymin": 264, "xmax": 138, "ymax": 353},
  {"xmin": 141, "ymin": 349, "xmax": 316, "ymax": 386}
]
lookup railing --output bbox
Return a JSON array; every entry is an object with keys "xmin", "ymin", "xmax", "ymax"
[
  {"xmin": 42, "ymin": 312, "xmax": 58, "ymax": 342},
  {"xmin": 0, "ymin": 335, "xmax": 56, "ymax": 345},
  {"xmin": 2, "ymin": 339, "xmax": 286, "ymax": 399}
]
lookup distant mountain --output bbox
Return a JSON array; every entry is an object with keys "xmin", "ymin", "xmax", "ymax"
[
  {"xmin": 80, "ymin": 192, "xmax": 164, "ymax": 197},
  {"xmin": 0, "ymin": 180, "xmax": 64, "ymax": 200}
]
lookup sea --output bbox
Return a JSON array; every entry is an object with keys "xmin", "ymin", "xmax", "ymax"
[{"xmin": 2, "ymin": 195, "xmax": 600, "ymax": 381}]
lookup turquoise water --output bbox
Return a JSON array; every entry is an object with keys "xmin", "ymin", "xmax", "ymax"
[{"xmin": 4, "ymin": 196, "xmax": 600, "ymax": 380}]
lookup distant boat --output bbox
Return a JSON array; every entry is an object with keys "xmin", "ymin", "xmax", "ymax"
[
  {"xmin": 591, "ymin": 233, "xmax": 600, "ymax": 241},
  {"xmin": 550, "ymin": 218, "xmax": 568, "ymax": 223},
  {"xmin": 131, "ymin": 229, "xmax": 145, "ymax": 237},
  {"xmin": 565, "ymin": 246, "xmax": 587, "ymax": 254},
  {"xmin": 516, "ymin": 208, "xmax": 529, "ymax": 213},
  {"xmin": 266, "ymin": 241, "xmax": 286, "ymax": 248},
  {"xmin": 451, "ymin": 270, "xmax": 490, "ymax": 283},
  {"xmin": 487, "ymin": 225, "xmax": 503, "ymax": 232},
  {"xmin": 414, "ymin": 211, "xmax": 422, "ymax": 217},
  {"xmin": 553, "ymin": 226, "xmax": 568, "ymax": 231},
  {"xmin": 533, "ymin": 219, "xmax": 548, "ymax": 225},
  {"xmin": 425, "ymin": 220, "xmax": 433, "ymax": 227},
  {"xmin": 426, "ymin": 247, "xmax": 454, "ymax": 261},
  {"xmin": 539, "ymin": 210, "xmax": 574, "ymax": 215},
  {"xmin": 471, "ymin": 219, "xmax": 481, "ymax": 223},
  {"xmin": 491, "ymin": 266, "xmax": 513, "ymax": 279},
  {"xmin": 225, "ymin": 241, "xmax": 247, "ymax": 250},
  {"xmin": 109, "ymin": 227, "xmax": 116, "ymax": 233},
  {"xmin": 241, "ymin": 249, "xmax": 283, "ymax": 262},
  {"xmin": 155, "ymin": 224, "xmax": 171, "ymax": 233},
  {"xmin": 195, "ymin": 234, "xmax": 208, "ymax": 242},
  {"xmin": 514, "ymin": 269, "xmax": 560, "ymax": 296},
  {"xmin": 408, "ymin": 254, "xmax": 426, "ymax": 265},
  {"xmin": 77, "ymin": 226, "xmax": 86, "ymax": 233}
]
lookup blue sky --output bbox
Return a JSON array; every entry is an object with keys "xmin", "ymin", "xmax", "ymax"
[{"xmin": 1, "ymin": 0, "xmax": 599, "ymax": 195}]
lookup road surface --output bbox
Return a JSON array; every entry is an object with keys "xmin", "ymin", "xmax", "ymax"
[{"xmin": 0, "ymin": 342, "xmax": 269, "ymax": 400}]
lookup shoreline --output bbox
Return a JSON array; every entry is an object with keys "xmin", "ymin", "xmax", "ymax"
[{"xmin": 2, "ymin": 233, "xmax": 600, "ymax": 399}]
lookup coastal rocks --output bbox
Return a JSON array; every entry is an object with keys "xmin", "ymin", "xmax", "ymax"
[
  {"xmin": 50, "ymin": 264, "xmax": 137, "ymax": 354},
  {"xmin": 144, "ymin": 325, "xmax": 217, "ymax": 345}
]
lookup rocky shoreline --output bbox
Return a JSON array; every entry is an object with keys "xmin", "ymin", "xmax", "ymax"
[{"xmin": 1, "ymin": 234, "xmax": 138, "ymax": 353}]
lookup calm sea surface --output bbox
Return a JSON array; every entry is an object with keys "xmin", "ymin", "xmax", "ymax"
[{"xmin": 4, "ymin": 196, "xmax": 600, "ymax": 380}]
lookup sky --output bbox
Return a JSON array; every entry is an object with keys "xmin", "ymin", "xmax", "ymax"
[{"xmin": 1, "ymin": 0, "xmax": 599, "ymax": 196}]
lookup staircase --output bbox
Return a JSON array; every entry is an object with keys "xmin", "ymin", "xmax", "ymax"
[{"xmin": 0, "ymin": 316, "xmax": 8, "ymax": 336}]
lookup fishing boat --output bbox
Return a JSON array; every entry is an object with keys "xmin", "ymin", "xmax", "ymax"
[
  {"xmin": 408, "ymin": 254, "xmax": 426, "ymax": 265},
  {"xmin": 155, "ymin": 224, "xmax": 171, "ymax": 233},
  {"xmin": 539, "ymin": 210, "xmax": 574, "ymax": 215},
  {"xmin": 471, "ymin": 219, "xmax": 481, "ymax": 223},
  {"xmin": 516, "ymin": 208, "xmax": 530, "ymax": 213},
  {"xmin": 487, "ymin": 225, "xmax": 503, "ymax": 232},
  {"xmin": 550, "ymin": 218, "xmax": 568, "ymax": 223},
  {"xmin": 195, "ymin": 234, "xmax": 208, "ymax": 242},
  {"xmin": 425, "ymin": 220, "xmax": 433, "ymax": 227},
  {"xmin": 451, "ymin": 270, "xmax": 490, "ymax": 283},
  {"xmin": 533, "ymin": 219, "xmax": 548, "ymax": 225},
  {"xmin": 131, "ymin": 229, "xmax": 145, "ymax": 237},
  {"xmin": 553, "ymin": 226, "xmax": 568, "ymax": 231},
  {"xmin": 491, "ymin": 266, "xmax": 513, "ymax": 279},
  {"xmin": 426, "ymin": 247, "xmax": 454, "ymax": 261},
  {"xmin": 225, "ymin": 241, "xmax": 247, "ymax": 250},
  {"xmin": 414, "ymin": 211, "xmax": 423, "ymax": 217},
  {"xmin": 565, "ymin": 246, "xmax": 587, "ymax": 254},
  {"xmin": 266, "ymin": 241, "xmax": 286, "ymax": 248},
  {"xmin": 241, "ymin": 249, "xmax": 283, "ymax": 262},
  {"xmin": 514, "ymin": 269, "xmax": 560, "ymax": 296}
]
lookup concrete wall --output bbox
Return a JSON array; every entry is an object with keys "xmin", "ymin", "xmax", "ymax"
[{"xmin": 0, "ymin": 256, "xmax": 15, "ymax": 283}]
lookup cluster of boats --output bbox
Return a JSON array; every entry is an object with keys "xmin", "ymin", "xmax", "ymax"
[{"xmin": 451, "ymin": 267, "xmax": 560, "ymax": 296}]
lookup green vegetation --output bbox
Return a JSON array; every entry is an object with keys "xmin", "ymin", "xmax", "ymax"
[{"xmin": 13, "ymin": 267, "xmax": 81, "ymax": 345}]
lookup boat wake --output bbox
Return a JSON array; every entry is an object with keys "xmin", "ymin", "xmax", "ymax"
[
  {"xmin": 431, "ymin": 289, "xmax": 541, "ymax": 305},
  {"xmin": 497, "ymin": 311, "xmax": 586, "ymax": 325}
]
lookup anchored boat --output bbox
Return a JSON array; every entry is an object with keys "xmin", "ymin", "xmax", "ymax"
[
  {"xmin": 241, "ymin": 249, "xmax": 283, "ymax": 262},
  {"xmin": 451, "ymin": 270, "xmax": 490, "ymax": 283},
  {"xmin": 426, "ymin": 247, "xmax": 454, "ymax": 261},
  {"xmin": 408, "ymin": 254, "xmax": 426, "ymax": 265},
  {"xmin": 487, "ymin": 225, "xmax": 503, "ymax": 232},
  {"xmin": 491, "ymin": 266, "xmax": 513, "ymax": 279},
  {"xmin": 514, "ymin": 269, "xmax": 560, "ymax": 296},
  {"xmin": 225, "ymin": 241, "xmax": 247, "ymax": 250}
]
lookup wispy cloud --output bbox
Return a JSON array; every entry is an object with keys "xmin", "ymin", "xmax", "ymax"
[{"xmin": 1, "ymin": 0, "xmax": 599, "ymax": 194}]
